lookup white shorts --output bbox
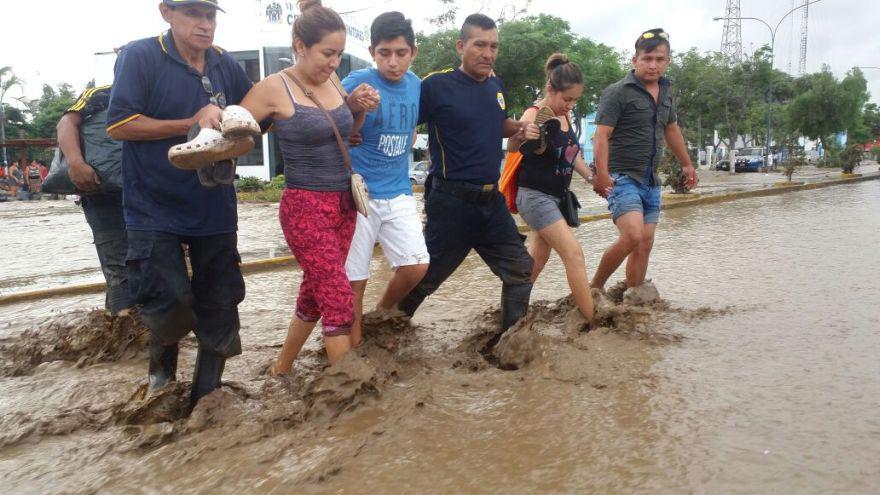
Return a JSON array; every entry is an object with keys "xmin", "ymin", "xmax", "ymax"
[{"xmin": 345, "ymin": 194, "xmax": 429, "ymax": 281}]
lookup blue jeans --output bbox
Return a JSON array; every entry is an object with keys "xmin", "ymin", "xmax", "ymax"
[
  {"xmin": 126, "ymin": 230, "xmax": 245, "ymax": 358},
  {"xmin": 607, "ymin": 173, "xmax": 661, "ymax": 224},
  {"xmin": 81, "ymin": 193, "xmax": 134, "ymax": 313},
  {"xmin": 398, "ymin": 176, "xmax": 533, "ymax": 330}
]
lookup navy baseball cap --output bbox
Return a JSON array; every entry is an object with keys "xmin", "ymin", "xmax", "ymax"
[{"xmin": 162, "ymin": 0, "xmax": 225, "ymax": 12}]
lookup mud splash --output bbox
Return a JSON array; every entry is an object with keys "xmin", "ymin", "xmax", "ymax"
[
  {"xmin": 0, "ymin": 283, "xmax": 729, "ymax": 490},
  {"xmin": 0, "ymin": 309, "xmax": 149, "ymax": 377}
]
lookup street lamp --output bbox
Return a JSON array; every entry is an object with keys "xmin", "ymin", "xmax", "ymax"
[{"xmin": 714, "ymin": 0, "xmax": 823, "ymax": 171}]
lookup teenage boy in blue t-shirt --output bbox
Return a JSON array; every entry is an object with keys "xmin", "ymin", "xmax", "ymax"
[{"xmin": 343, "ymin": 12, "xmax": 429, "ymax": 347}]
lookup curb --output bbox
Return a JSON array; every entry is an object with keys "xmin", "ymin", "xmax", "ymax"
[
  {"xmin": 0, "ymin": 256, "xmax": 299, "ymax": 306},
  {"xmin": 1, "ymin": 173, "xmax": 877, "ymax": 306}
]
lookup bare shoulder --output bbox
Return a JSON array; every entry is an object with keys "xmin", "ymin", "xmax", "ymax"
[
  {"xmin": 519, "ymin": 106, "xmax": 540, "ymax": 123},
  {"xmin": 243, "ymin": 73, "xmax": 294, "ymax": 119},
  {"xmin": 255, "ymin": 73, "xmax": 288, "ymax": 93},
  {"xmin": 329, "ymin": 72, "xmax": 347, "ymax": 96}
]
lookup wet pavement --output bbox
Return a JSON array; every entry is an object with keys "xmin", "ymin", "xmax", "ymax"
[
  {"xmin": 0, "ymin": 175, "xmax": 879, "ymax": 493},
  {"xmin": 2, "ymin": 163, "xmax": 876, "ymax": 296}
]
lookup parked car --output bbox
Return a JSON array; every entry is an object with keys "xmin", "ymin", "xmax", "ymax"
[
  {"xmin": 714, "ymin": 159, "xmax": 731, "ymax": 171},
  {"xmin": 735, "ymin": 147, "xmax": 765, "ymax": 172},
  {"xmin": 409, "ymin": 161, "xmax": 429, "ymax": 185}
]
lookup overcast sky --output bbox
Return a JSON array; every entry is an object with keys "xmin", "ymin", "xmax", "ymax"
[{"xmin": 2, "ymin": 0, "xmax": 878, "ymax": 104}]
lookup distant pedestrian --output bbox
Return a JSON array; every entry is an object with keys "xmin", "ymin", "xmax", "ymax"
[
  {"xmin": 25, "ymin": 159, "xmax": 43, "ymax": 198},
  {"xmin": 8, "ymin": 160, "xmax": 22, "ymax": 196}
]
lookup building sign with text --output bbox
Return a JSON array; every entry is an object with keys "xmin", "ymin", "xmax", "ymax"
[{"xmin": 259, "ymin": 1, "xmax": 370, "ymax": 51}]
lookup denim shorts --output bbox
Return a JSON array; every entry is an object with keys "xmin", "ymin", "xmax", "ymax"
[{"xmin": 606, "ymin": 173, "xmax": 661, "ymax": 224}]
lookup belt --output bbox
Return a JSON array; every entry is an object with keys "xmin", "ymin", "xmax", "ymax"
[{"xmin": 431, "ymin": 176, "xmax": 498, "ymax": 204}]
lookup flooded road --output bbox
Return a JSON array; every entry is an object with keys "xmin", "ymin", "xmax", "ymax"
[{"xmin": 1, "ymin": 181, "xmax": 879, "ymax": 493}]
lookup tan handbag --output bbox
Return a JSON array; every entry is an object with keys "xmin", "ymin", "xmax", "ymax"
[{"xmin": 284, "ymin": 71, "xmax": 370, "ymax": 217}]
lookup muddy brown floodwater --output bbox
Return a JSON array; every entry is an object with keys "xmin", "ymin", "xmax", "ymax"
[{"xmin": 1, "ymin": 181, "xmax": 879, "ymax": 493}]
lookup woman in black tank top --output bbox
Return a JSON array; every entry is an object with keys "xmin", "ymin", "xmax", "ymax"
[{"xmin": 508, "ymin": 53, "xmax": 596, "ymax": 326}]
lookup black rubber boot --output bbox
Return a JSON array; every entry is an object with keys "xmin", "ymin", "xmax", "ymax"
[
  {"xmin": 190, "ymin": 349, "xmax": 226, "ymax": 406},
  {"xmin": 500, "ymin": 283, "xmax": 533, "ymax": 331},
  {"xmin": 148, "ymin": 341, "xmax": 179, "ymax": 393}
]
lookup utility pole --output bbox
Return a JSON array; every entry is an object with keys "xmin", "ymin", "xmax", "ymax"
[
  {"xmin": 720, "ymin": 0, "xmax": 743, "ymax": 66},
  {"xmin": 0, "ymin": 104, "xmax": 7, "ymax": 165},
  {"xmin": 798, "ymin": 0, "xmax": 809, "ymax": 75}
]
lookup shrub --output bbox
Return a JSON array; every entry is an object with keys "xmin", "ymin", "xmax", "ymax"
[
  {"xmin": 236, "ymin": 176, "xmax": 266, "ymax": 192},
  {"xmin": 268, "ymin": 174, "xmax": 285, "ymax": 190},
  {"xmin": 782, "ymin": 143, "xmax": 806, "ymax": 182},
  {"xmin": 661, "ymin": 149, "xmax": 692, "ymax": 194},
  {"xmin": 818, "ymin": 146, "xmax": 840, "ymax": 169}
]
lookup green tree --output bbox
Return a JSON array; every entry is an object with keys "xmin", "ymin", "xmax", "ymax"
[
  {"xmin": 25, "ymin": 83, "xmax": 77, "ymax": 139},
  {"xmin": 667, "ymin": 49, "xmax": 720, "ymax": 149},
  {"xmin": 412, "ymin": 14, "xmax": 624, "ymax": 124},
  {"xmin": 1, "ymin": 66, "xmax": 25, "ymax": 164},
  {"xmin": 847, "ymin": 102, "xmax": 880, "ymax": 145},
  {"xmin": 864, "ymin": 103, "xmax": 880, "ymax": 139},
  {"xmin": 494, "ymin": 15, "xmax": 576, "ymax": 116},
  {"xmin": 567, "ymin": 37, "xmax": 626, "ymax": 118},
  {"xmin": 786, "ymin": 67, "xmax": 868, "ymax": 155},
  {"xmin": 427, "ymin": 0, "xmax": 458, "ymax": 31},
  {"xmin": 711, "ymin": 47, "xmax": 778, "ymax": 154},
  {"xmin": 412, "ymin": 28, "xmax": 460, "ymax": 76}
]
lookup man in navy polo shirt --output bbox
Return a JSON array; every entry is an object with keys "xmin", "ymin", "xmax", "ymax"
[
  {"xmin": 107, "ymin": 0, "xmax": 254, "ymax": 406},
  {"xmin": 397, "ymin": 14, "xmax": 540, "ymax": 332}
]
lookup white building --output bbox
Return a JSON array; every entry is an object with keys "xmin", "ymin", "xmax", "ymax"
[{"xmin": 228, "ymin": 1, "xmax": 374, "ymax": 179}]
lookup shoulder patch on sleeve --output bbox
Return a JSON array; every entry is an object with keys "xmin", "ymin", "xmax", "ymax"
[
  {"xmin": 67, "ymin": 85, "xmax": 111, "ymax": 113},
  {"xmin": 422, "ymin": 68, "xmax": 454, "ymax": 81}
]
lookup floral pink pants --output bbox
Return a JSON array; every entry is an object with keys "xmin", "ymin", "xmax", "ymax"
[{"xmin": 279, "ymin": 188, "xmax": 356, "ymax": 336}]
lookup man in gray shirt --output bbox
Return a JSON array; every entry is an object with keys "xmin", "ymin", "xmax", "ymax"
[{"xmin": 591, "ymin": 28, "xmax": 697, "ymax": 290}]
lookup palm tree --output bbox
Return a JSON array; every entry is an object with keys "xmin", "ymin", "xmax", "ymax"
[{"xmin": 1, "ymin": 66, "xmax": 25, "ymax": 165}]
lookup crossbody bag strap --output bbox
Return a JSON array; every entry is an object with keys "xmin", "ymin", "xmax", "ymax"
[{"xmin": 283, "ymin": 70, "xmax": 354, "ymax": 175}]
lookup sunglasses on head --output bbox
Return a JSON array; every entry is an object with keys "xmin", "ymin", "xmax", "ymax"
[{"xmin": 641, "ymin": 31, "xmax": 669, "ymax": 40}]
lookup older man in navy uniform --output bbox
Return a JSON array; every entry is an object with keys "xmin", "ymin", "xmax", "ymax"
[{"xmin": 108, "ymin": 0, "xmax": 254, "ymax": 406}]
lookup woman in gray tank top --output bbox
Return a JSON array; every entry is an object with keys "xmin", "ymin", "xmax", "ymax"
[{"xmin": 198, "ymin": 0, "xmax": 379, "ymax": 371}]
